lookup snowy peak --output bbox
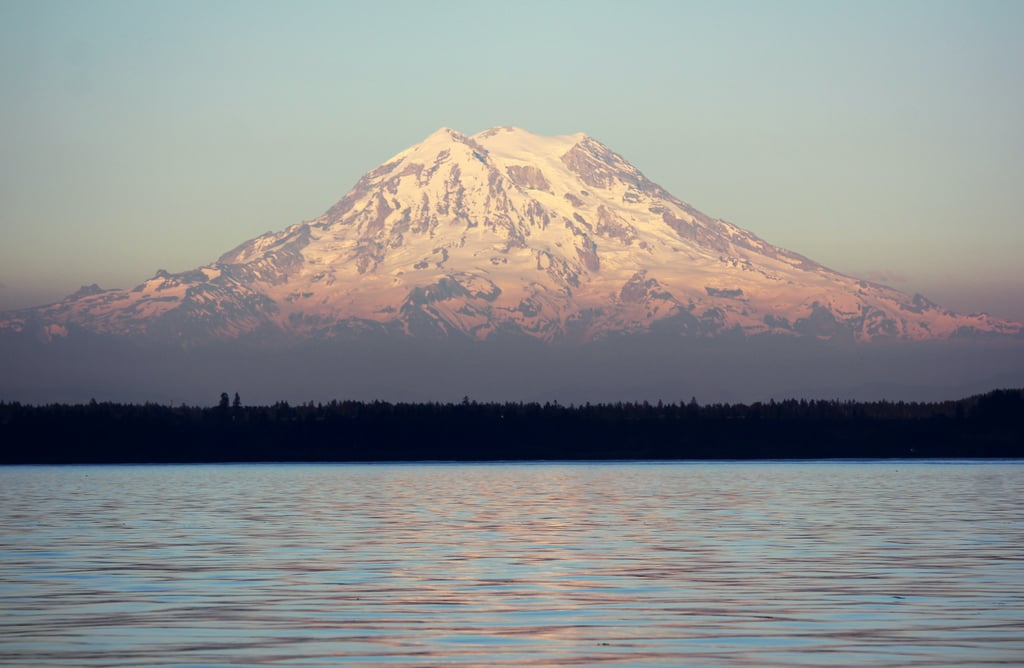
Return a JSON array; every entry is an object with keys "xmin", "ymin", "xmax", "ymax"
[
  {"xmin": 2, "ymin": 126, "xmax": 1021, "ymax": 344},
  {"xmin": 393, "ymin": 127, "xmax": 472, "ymax": 161},
  {"xmin": 473, "ymin": 126, "xmax": 587, "ymax": 162}
]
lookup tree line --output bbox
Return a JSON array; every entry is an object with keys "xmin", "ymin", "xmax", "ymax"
[{"xmin": 0, "ymin": 389, "xmax": 1020, "ymax": 463}]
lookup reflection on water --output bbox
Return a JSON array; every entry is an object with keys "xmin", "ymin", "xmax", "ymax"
[{"xmin": 1, "ymin": 461, "xmax": 1022, "ymax": 666}]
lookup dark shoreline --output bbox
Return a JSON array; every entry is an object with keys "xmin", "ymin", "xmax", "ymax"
[{"xmin": 2, "ymin": 389, "xmax": 1021, "ymax": 464}]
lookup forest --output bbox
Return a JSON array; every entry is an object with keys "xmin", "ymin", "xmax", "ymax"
[{"xmin": 0, "ymin": 389, "xmax": 1020, "ymax": 464}]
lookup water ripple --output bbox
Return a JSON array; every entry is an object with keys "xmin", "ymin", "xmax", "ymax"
[{"xmin": 1, "ymin": 461, "xmax": 1022, "ymax": 666}]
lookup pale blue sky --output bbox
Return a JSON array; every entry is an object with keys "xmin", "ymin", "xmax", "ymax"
[{"xmin": 1, "ymin": 0, "xmax": 1022, "ymax": 319}]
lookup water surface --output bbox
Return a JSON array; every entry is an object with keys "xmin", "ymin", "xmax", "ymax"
[{"xmin": 1, "ymin": 461, "xmax": 1022, "ymax": 666}]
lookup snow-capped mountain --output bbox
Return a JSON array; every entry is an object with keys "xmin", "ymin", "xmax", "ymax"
[{"xmin": 2, "ymin": 126, "xmax": 1020, "ymax": 344}]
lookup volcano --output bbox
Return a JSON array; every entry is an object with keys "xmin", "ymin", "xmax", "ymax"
[{"xmin": 2, "ymin": 126, "xmax": 1020, "ymax": 345}]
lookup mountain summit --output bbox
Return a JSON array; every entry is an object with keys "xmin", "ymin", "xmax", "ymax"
[{"xmin": 3, "ymin": 126, "xmax": 1021, "ymax": 344}]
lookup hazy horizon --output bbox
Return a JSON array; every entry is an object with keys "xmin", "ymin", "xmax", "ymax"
[{"xmin": 3, "ymin": 330, "xmax": 1023, "ymax": 407}]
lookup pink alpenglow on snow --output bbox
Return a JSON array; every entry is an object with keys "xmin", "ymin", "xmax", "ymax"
[{"xmin": 2, "ymin": 127, "xmax": 1021, "ymax": 345}]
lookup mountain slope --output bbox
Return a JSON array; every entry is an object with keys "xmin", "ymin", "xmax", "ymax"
[{"xmin": 2, "ymin": 126, "xmax": 1020, "ymax": 343}]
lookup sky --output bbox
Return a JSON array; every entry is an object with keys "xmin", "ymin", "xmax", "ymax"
[{"xmin": 1, "ymin": 0, "xmax": 1022, "ymax": 321}]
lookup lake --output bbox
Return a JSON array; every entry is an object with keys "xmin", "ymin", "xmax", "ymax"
[{"xmin": 1, "ymin": 461, "xmax": 1022, "ymax": 666}]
